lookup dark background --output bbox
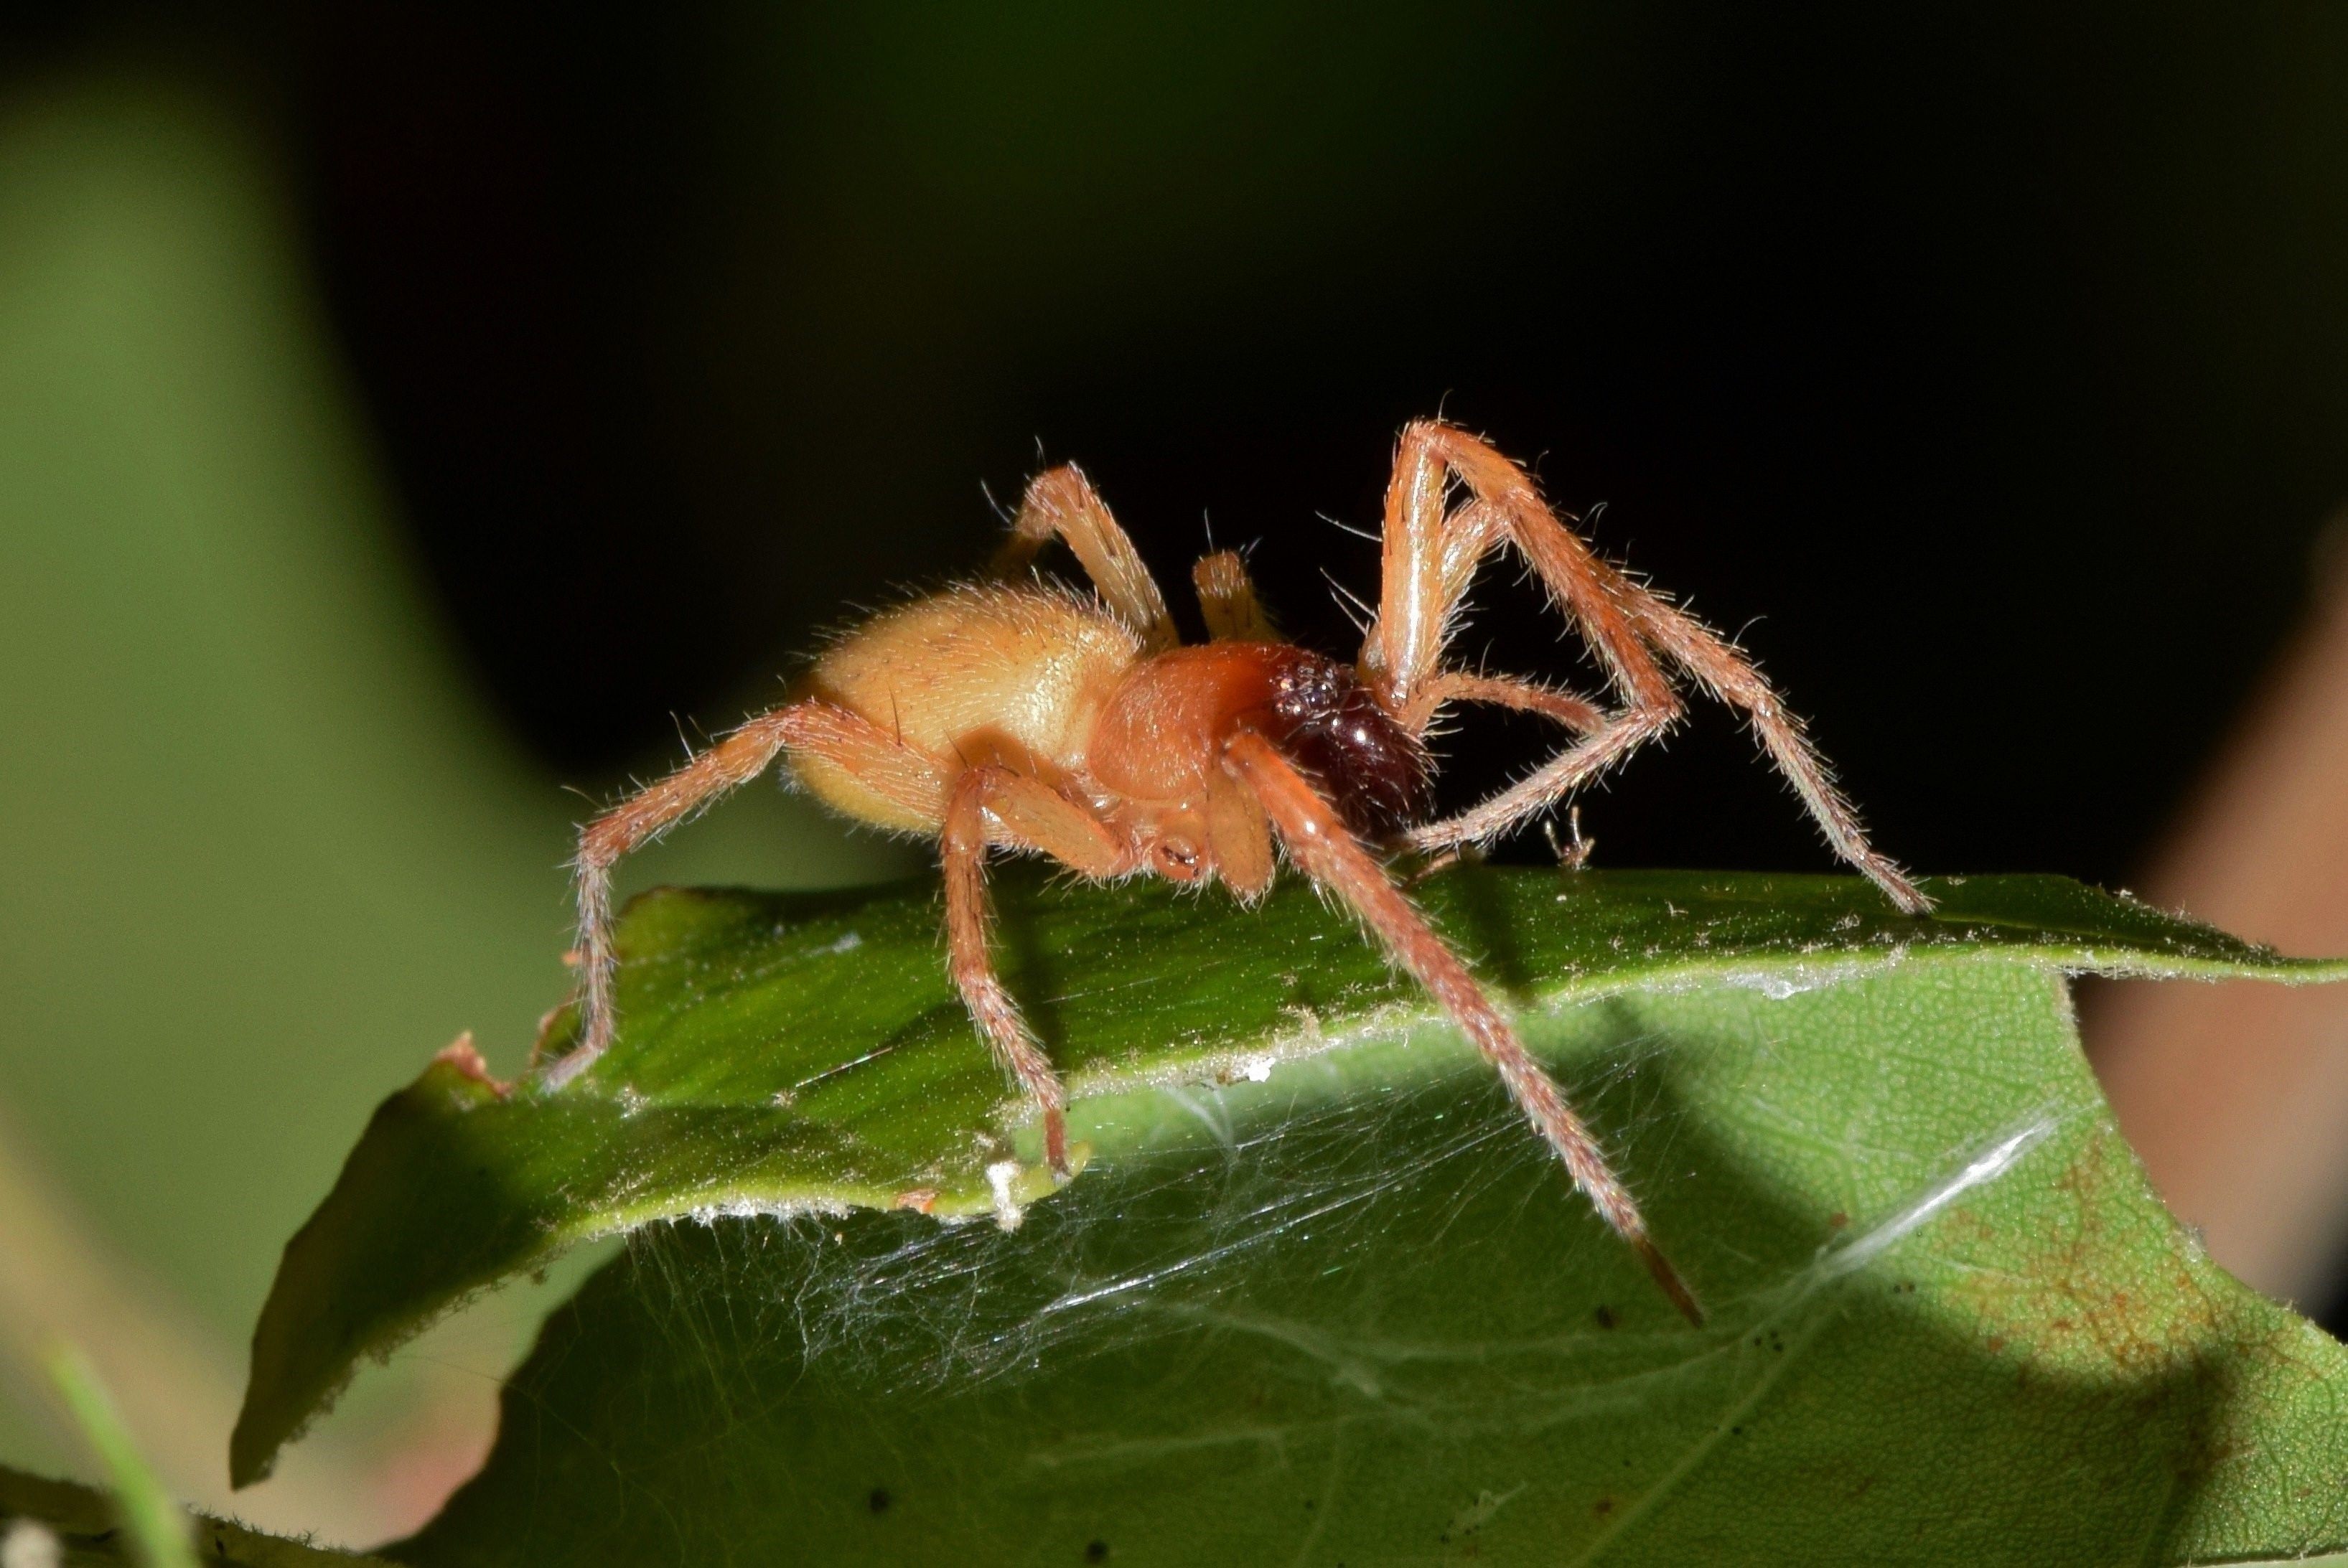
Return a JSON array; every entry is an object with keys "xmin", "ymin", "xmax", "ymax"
[{"xmin": 59, "ymin": 0, "xmax": 2321, "ymax": 892}]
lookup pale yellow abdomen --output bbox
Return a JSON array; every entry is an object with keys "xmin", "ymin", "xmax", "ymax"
[{"xmin": 793, "ymin": 583, "xmax": 1140, "ymax": 831}]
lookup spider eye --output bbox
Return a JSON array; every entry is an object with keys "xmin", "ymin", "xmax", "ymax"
[{"xmin": 1273, "ymin": 661, "xmax": 1341, "ymax": 720}]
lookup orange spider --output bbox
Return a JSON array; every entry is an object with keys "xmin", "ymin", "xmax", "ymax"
[{"xmin": 545, "ymin": 420, "xmax": 1931, "ymax": 1322}]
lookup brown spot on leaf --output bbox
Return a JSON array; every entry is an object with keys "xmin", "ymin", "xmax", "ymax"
[{"xmin": 1943, "ymin": 1117, "xmax": 2302, "ymax": 1510}]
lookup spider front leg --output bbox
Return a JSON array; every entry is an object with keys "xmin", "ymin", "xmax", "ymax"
[
  {"xmin": 1371, "ymin": 421, "xmax": 1928, "ymax": 914},
  {"xmin": 942, "ymin": 766, "xmax": 1131, "ymax": 1176},
  {"xmin": 551, "ymin": 701, "xmax": 950, "ymax": 1088},
  {"xmin": 1361, "ymin": 463, "xmax": 1688, "ymax": 855},
  {"xmin": 1390, "ymin": 672, "xmax": 1609, "ymax": 886},
  {"xmin": 1223, "ymin": 729, "xmax": 1703, "ymax": 1324},
  {"xmin": 1399, "ymin": 670, "xmax": 1607, "ymax": 738}
]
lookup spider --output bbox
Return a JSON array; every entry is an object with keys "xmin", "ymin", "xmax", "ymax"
[{"xmin": 545, "ymin": 419, "xmax": 1930, "ymax": 1323}]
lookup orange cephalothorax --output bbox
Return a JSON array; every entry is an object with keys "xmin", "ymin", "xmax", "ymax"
[
  {"xmin": 1092, "ymin": 644, "xmax": 1428, "ymax": 839},
  {"xmin": 554, "ymin": 422, "xmax": 1935, "ymax": 1327}
]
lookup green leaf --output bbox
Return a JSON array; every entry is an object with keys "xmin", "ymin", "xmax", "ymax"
[
  {"xmin": 240, "ymin": 871, "xmax": 2348, "ymax": 1562},
  {"xmin": 0, "ymin": 1465, "xmax": 380, "ymax": 1565}
]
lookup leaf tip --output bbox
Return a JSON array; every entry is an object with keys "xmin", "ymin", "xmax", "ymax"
[{"xmin": 431, "ymin": 1031, "xmax": 510, "ymax": 1098}]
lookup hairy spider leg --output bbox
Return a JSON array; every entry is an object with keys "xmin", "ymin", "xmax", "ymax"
[
  {"xmin": 1370, "ymin": 421, "xmax": 1930, "ymax": 915},
  {"xmin": 563, "ymin": 682, "xmax": 1138, "ymax": 1172},
  {"xmin": 942, "ymin": 765, "xmax": 1130, "ymax": 1175},
  {"xmin": 554, "ymin": 701, "xmax": 949, "ymax": 1088},
  {"xmin": 1223, "ymin": 728, "xmax": 1703, "ymax": 1323},
  {"xmin": 1192, "ymin": 549, "xmax": 1278, "ymax": 642},
  {"xmin": 992, "ymin": 464, "xmax": 1179, "ymax": 652},
  {"xmin": 1395, "ymin": 672, "xmax": 1606, "ymax": 887},
  {"xmin": 1400, "ymin": 670, "xmax": 1609, "ymax": 741}
]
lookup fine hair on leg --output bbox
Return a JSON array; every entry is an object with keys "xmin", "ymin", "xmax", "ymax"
[
  {"xmin": 942, "ymin": 765, "xmax": 1130, "ymax": 1176},
  {"xmin": 1223, "ymin": 729, "xmax": 1703, "ymax": 1324},
  {"xmin": 1400, "ymin": 669, "xmax": 1608, "ymax": 739},
  {"xmin": 992, "ymin": 464, "xmax": 1179, "ymax": 652},
  {"xmin": 1370, "ymin": 419, "xmax": 1927, "ymax": 914},
  {"xmin": 553, "ymin": 701, "xmax": 950, "ymax": 1089}
]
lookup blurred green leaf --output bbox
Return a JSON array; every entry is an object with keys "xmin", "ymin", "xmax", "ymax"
[
  {"xmin": 0, "ymin": 1464, "xmax": 382, "ymax": 1565},
  {"xmin": 45, "ymin": 1348, "xmax": 193, "ymax": 1568},
  {"xmin": 0, "ymin": 72, "xmax": 903, "ymax": 1520},
  {"xmin": 233, "ymin": 869, "xmax": 2348, "ymax": 1562}
]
